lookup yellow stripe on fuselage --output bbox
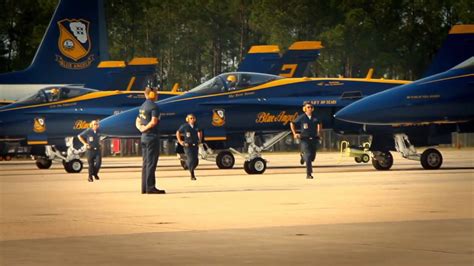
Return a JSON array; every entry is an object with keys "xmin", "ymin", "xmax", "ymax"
[
  {"xmin": 419, "ymin": 73, "xmax": 474, "ymax": 85},
  {"xmin": 168, "ymin": 77, "xmax": 410, "ymax": 103},
  {"xmin": 204, "ymin": 136, "xmax": 227, "ymax": 141},
  {"xmin": 27, "ymin": 141, "xmax": 48, "ymax": 145},
  {"xmin": 0, "ymin": 90, "xmax": 181, "ymax": 112}
]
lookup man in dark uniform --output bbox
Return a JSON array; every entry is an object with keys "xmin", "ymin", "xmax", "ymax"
[
  {"xmin": 135, "ymin": 88, "xmax": 165, "ymax": 194},
  {"xmin": 290, "ymin": 103, "xmax": 322, "ymax": 179},
  {"xmin": 176, "ymin": 114, "xmax": 202, "ymax": 180},
  {"xmin": 78, "ymin": 120, "xmax": 102, "ymax": 182}
]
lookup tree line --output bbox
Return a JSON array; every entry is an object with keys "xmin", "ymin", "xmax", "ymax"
[{"xmin": 1, "ymin": 0, "xmax": 472, "ymax": 90}]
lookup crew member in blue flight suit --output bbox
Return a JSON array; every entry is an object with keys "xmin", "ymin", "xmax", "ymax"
[
  {"xmin": 176, "ymin": 114, "xmax": 203, "ymax": 180},
  {"xmin": 135, "ymin": 87, "xmax": 165, "ymax": 194},
  {"xmin": 78, "ymin": 120, "xmax": 102, "ymax": 182},
  {"xmin": 290, "ymin": 103, "xmax": 322, "ymax": 179}
]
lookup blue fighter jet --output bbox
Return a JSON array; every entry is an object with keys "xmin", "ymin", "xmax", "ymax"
[
  {"xmin": 97, "ymin": 72, "xmax": 410, "ymax": 174},
  {"xmin": 334, "ymin": 57, "xmax": 474, "ymax": 170},
  {"xmin": 96, "ymin": 25, "xmax": 473, "ymax": 174},
  {"xmin": 0, "ymin": 0, "xmax": 157, "ymax": 104},
  {"xmin": 0, "ymin": 87, "xmax": 179, "ymax": 172}
]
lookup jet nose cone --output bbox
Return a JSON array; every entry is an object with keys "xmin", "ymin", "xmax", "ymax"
[
  {"xmin": 334, "ymin": 102, "xmax": 368, "ymax": 124},
  {"xmin": 98, "ymin": 108, "xmax": 140, "ymax": 137}
]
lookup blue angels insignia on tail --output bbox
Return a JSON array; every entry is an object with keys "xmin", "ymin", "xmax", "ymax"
[{"xmin": 56, "ymin": 19, "xmax": 95, "ymax": 69}]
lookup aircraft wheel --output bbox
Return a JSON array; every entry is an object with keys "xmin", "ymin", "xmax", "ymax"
[
  {"xmin": 64, "ymin": 159, "xmax": 83, "ymax": 173},
  {"xmin": 216, "ymin": 151, "xmax": 235, "ymax": 169},
  {"xmin": 371, "ymin": 151, "xmax": 393, "ymax": 170},
  {"xmin": 420, "ymin": 148, "xmax": 443, "ymax": 170},
  {"xmin": 180, "ymin": 159, "xmax": 188, "ymax": 170},
  {"xmin": 354, "ymin": 157, "xmax": 362, "ymax": 163},
  {"xmin": 243, "ymin": 161, "xmax": 253, "ymax": 174},
  {"xmin": 246, "ymin": 157, "xmax": 266, "ymax": 175},
  {"xmin": 36, "ymin": 158, "xmax": 52, "ymax": 169},
  {"xmin": 361, "ymin": 154, "xmax": 370, "ymax": 163}
]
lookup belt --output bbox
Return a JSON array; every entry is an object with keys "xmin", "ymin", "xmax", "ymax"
[{"xmin": 186, "ymin": 143, "xmax": 197, "ymax": 147}]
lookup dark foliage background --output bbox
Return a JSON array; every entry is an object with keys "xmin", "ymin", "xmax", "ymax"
[{"xmin": 0, "ymin": 0, "xmax": 472, "ymax": 89}]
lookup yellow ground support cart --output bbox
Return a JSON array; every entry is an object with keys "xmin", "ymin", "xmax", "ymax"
[{"xmin": 339, "ymin": 141, "xmax": 371, "ymax": 163}]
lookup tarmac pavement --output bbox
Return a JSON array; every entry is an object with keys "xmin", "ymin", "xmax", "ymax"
[{"xmin": 0, "ymin": 149, "xmax": 473, "ymax": 265}]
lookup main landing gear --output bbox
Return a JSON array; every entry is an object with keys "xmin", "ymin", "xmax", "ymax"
[
  {"xmin": 185, "ymin": 131, "xmax": 291, "ymax": 175},
  {"xmin": 178, "ymin": 145, "xmax": 236, "ymax": 170},
  {"xmin": 35, "ymin": 137, "xmax": 86, "ymax": 173},
  {"xmin": 231, "ymin": 131, "xmax": 291, "ymax": 174},
  {"xmin": 370, "ymin": 134, "xmax": 443, "ymax": 170}
]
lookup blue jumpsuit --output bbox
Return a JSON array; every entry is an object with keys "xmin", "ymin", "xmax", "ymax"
[
  {"xmin": 79, "ymin": 128, "xmax": 102, "ymax": 179},
  {"xmin": 138, "ymin": 99, "xmax": 161, "ymax": 193},
  {"xmin": 178, "ymin": 123, "xmax": 200, "ymax": 179},
  {"xmin": 293, "ymin": 114, "xmax": 320, "ymax": 177}
]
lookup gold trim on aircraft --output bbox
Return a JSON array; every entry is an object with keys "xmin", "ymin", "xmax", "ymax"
[
  {"xmin": 97, "ymin": 61, "xmax": 126, "ymax": 68},
  {"xmin": 126, "ymin": 76, "xmax": 136, "ymax": 91},
  {"xmin": 27, "ymin": 141, "xmax": 48, "ymax": 145},
  {"xmin": 168, "ymin": 77, "xmax": 410, "ymax": 103},
  {"xmin": 289, "ymin": 41, "xmax": 323, "ymax": 50},
  {"xmin": 449, "ymin": 24, "xmax": 474, "ymax": 34},
  {"xmin": 204, "ymin": 137, "xmax": 227, "ymax": 141},
  {"xmin": 0, "ymin": 90, "xmax": 182, "ymax": 112},
  {"xmin": 420, "ymin": 73, "xmax": 474, "ymax": 85},
  {"xmin": 128, "ymin": 57, "xmax": 159, "ymax": 65},
  {"xmin": 248, "ymin": 45, "xmax": 280, "ymax": 54}
]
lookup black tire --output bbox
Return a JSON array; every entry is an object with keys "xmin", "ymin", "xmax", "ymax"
[
  {"xmin": 361, "ymin": 154, "xmax": 370, "ymax": 163},
  {"xmin": 243, "ymin": 160, "xmax": 253, "ymax": 174},
  {"xmin": 354, "ymin": 157, "xmax": 362, "ymax": 163},
  {"xmin": 36, "ymin": 158, "xmax": 52, "ymax": 169},
  {"xmin": 248, "ymin": 157, "xmax": 266, "ymax": 175},
  {"xmin": 64, "ymin": 159, "xmax": 83, "ymax": 173},
  {"xmin": 216, "ymin": 151, "xmax": 235, "ymax": 169},
  {"xmin": 371, "ymin": 151, "xmax": 393, "ymax": 170},
  {"xmin": 420, "ymin": 148, "xmax": 443, "ymax": 170},
  {"xmin": 180, "ymin": 159, "xmax": 188, "ymax": 170}
]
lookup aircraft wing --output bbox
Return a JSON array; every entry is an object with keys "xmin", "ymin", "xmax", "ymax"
[{"xmin": 199, "ymin": 96, "xmax": 353, "ymax": 108}]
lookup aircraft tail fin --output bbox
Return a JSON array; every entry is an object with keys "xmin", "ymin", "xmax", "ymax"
[
  {"xmin": 278, "ymin": 41, "xmax": 323, "ymax": 78},
  {"xmin": 237, "ymin": 45, "xmax": 281, "ymax": 74},
  {"xmin": 423, "ymin": 24, "xmax": 474, "ymax": 77},
  {"xmin": 0, "ymin": 0, "xmax": 108, "ymax": 84}
]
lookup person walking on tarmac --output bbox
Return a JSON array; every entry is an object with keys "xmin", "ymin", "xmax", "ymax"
[
  {"xmin": 78, "ymin": 120, "xmax": 102, "ymax": 182},
  {"xmin": 290, "ymin": 102, "xmax": 322, "ymax": 179},
  {"xmin": 135, "ymin": 87, "xmax": 165, "ymax": 194},
  {"xmin": 176, "ymin": 114, "xmax": 203, "ymax": 180}
]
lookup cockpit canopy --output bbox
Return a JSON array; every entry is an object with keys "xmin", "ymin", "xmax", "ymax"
[
  {"xmin": 189, "ymin": 72, "xmax": 282, "ymax": 95},
  {"xmin": 17, "ymin": 87, "xmax": 97, "ymax": 105}
]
